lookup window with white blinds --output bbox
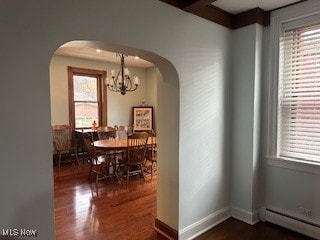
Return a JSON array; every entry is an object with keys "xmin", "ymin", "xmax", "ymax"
[{"xmin": 277, "ymin": 23, "xmax": 320, "ymax": 163}]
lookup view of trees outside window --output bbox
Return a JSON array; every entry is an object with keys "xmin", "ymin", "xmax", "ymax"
[{"xmin": 73, "ymin": 75, "xmax": 99, "ymax": 128}]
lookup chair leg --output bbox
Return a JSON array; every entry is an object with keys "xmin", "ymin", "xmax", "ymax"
[
  {"xmin": 140, "ymin": 164, "xmax": 145, "ymax": 180},
  {"xmin": 111, "ymin": 161, "xmax": 116, "ymax": 175},
  {"xmin": 126, "ymin": 166, "xmax": 130, "ymax": 185},
  {"xmin": 88, "ymin": 164, "xmax": 93, "ymax": 180},
  {"xmin": 152, "ymin": 161, "xmax": 156, "ymax": 179},
  {"xmin": 151, "ymin": 162, "xmax": 154, "ymax": 179},
  {"xmin": 74, "ymin": 151, "xmax": 79, "ymax": 165},
  {"xmin": 95, "ymin": 171, "xmax": 99, "ymax": 188},
  {"xmin": 105, "ymin": 160, "xmax": 113, "ymax": 176},
  {"xmin": 58, "ymin": 154, "xmax": 62, "ymax": 167}
]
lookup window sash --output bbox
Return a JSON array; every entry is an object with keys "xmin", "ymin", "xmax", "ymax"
[
  {"xmin": 277, "ymin": 22, "xmax": 320, "ymax": 163},
  {"xmin": 68, "ymin": 66, "xmax": 107, "ymax": 129}
]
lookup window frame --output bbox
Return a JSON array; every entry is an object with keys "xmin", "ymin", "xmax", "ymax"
[
  {"xmin": 267, "ymin": 1, "xmax": 320, "ymax": 173},
  {"xmin": 68, "ymin": 66, "xmax": 107, "ymax": 129}
]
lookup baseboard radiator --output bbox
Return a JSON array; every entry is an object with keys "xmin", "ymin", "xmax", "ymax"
[{"xmin": 265, "ymin": 208, "xmax": 320, "ymax": 239}]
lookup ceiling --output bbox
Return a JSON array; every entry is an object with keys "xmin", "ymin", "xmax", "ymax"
[
  {"xmin": 55, "ymin": 43, "xmax": 154, "ymax": 68},
  {"xmin": 211, "ymin": 0, "xmax": 302, "ymax": 14},
  {"xmin": 55, "ymin": 0, "xmax": 304, "ymax": 65}
]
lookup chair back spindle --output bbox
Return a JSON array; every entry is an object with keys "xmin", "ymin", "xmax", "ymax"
[
  {"xmin": 97, "ymin": 126, "xmax": 117, "ymax": 140},
  {"xmin": 117, "ymin": 132, "xmax": 149, "ymax": 184},
  {"xmin": 127, "ymin": 132, "xmax": 149, "ymax": 164}
]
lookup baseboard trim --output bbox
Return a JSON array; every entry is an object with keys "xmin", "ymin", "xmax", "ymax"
[
  {"xmin": 259, "ymin": 206, "xmax": 267, "ymax": 222},
  {"xmin": 155, "ymin": 218, "xmax": 178, "ymax": 240},
  {"xmin": 231, "ymin": 206, "xmax": 259, "ymax": 225},
  {"xmin": 179, "ymin": 207, "xmax": 231, "ymax": 240}
]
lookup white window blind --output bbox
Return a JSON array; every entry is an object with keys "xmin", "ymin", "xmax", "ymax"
[{"xmin": 278, "ymin": 23, "xmax": 320, "ymax": 163}]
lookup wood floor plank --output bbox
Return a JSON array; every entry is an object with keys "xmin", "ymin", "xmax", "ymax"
[
  {"xmin": 55, "ymin": 164, "xmax": 314, "ymax": 240},
  {"xmin": 195, "ymin": 217, "xmax": 314, "ymax": 240},
  {"xmin": 54, "ymin": 164, "xmax": 166, "ymax": 240}
]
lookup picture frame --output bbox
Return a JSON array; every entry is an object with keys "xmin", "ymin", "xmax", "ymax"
[{"xmin": 132, "ymin": 106, "xmax": 153, "ymax": 131}]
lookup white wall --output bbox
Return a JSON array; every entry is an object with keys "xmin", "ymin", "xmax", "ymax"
[
  {"xmin": 145, "ymin": 67, "xmax": 157, "ymax": 108},
  {"xmin": 0, "ymin": 0, "xmax": 231, "ymax": 239},
  {"xmin": 229, "ymin": 24, "xmax": 263, "ymax": 223},
  {"xmin": 50, "ymin": 54, "xmax": 149, "ymax": 127},
  {"xmin": 178, "ymin": 17, "xmax": 232, "ymax": 237}
]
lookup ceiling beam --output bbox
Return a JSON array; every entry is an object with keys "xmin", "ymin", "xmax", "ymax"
[
  {"xmin": 180, "ymin": 0, "xmax": 216, "ymax": 11},
  {"xmin": 189, "ymin": 6, "xmax": 270, "ymax": 29},
  {"xmin": 233, "ymin": 8, "xmax": 270, "ymax": 29},
  {"xmin": 191, "ymin": 4, "xmax": 233, "ymax": 28},
  {"xmin": 158, "ymin": 0, "xmax": 181, "ymax": 8},
  {"xmin": 159, "ymin": 0, "xmax": 270, "ymax": 29},
  {"xmin": 159, "ymin": 0, "xmax": 292, "ymax": 29}
]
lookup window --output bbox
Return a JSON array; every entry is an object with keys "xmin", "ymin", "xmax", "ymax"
[
  {"xmin": 267, "ymin": 3, "xmax": 320, "ymax": 174},
  {"xmin": 277, "ymin": 23, "xmax": 320, "ymax": 164},
  {"xmin": 68, "ymin": 67, "xmax": 107, "ymax": 129}
]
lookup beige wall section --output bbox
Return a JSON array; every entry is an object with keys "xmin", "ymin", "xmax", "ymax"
[
  {"xmin": 50, "ymin": 54, "xmax": 151, "ymax": 127},
  {"xmin": 145, "ymin": 67, "xmax": 158, "ymax": 130}
]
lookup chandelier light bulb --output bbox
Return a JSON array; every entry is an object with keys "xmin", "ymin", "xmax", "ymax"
[
  {"xmin": 134, "ymin": 76, "xmax": 139, "ymax": 85},
  {"xmin": 111, "ymin": 69, "xmax": 115, "ymax": 77},
  {"xmin": 124, "ymin": 68, "xmax": 129, "ymax": 76}
]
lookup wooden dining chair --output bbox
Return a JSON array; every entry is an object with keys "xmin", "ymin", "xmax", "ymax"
[
  {"xmin": 82, "ymin": 133, "xmax": 113, "ymax": 187},
  {"xmin": 115, "ymin": 125, "xmax": 133, "ymax": 138},
  {"xmin": 97, "ymin": 126, "xmax": 121, "ymax": 174},
  {"xmin": 117, "ymin": 132, "xmax": 149, "ymax": 185},
  {"xmin": 145, "ymin": 130, "xmax": 157, "ymax": 179},
  {"xmin": 52, "ymin": 124, "xmax": 79, "ymax": 167},
  {"xmin": 97, "ymin": 126, "xmax": 117, "ymax": 140}
]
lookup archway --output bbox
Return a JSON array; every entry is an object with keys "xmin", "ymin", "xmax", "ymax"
[{"xmin": 50, "ymin": 40, "xmax": 180, "ymax": 236}]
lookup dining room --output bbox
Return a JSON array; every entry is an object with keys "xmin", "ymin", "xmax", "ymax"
[
  {"xmin": 49, "ymin": 44, "xmax": 169, "ymax": 239},
  {"xmin": 3, "ymin": 1, "xmax": 320, "ymax": 240},
  {"xmin": 50, "ymin": 44, "xmax": 158, "ymax": 129}
]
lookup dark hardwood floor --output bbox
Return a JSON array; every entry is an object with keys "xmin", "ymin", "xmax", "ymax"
[
  {"xmin": 54, "ymin": 163, "xmax": 313, "ymax": 240},
  {"xmin": 54, "ymin": 163, "xmax": 165, "ymax": 240},
  {"xmin": 195, "ymin": 217, "xmax": 314, "ymax": 240}
]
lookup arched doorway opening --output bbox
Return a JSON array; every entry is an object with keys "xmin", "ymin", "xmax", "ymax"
[{"xmin": 50, "ymin": 40, "xmax": 180, "ymax": 238}]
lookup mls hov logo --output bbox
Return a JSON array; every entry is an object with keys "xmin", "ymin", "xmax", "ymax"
[{"xmin": 2, "ymin": 228, "xmax": 38, "ymax": 238}]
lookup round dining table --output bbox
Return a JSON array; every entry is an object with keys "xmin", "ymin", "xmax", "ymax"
[
  {"xmin": 93, "ymin": 136, "xmax": 156, "ymax": 184},
  {"xmin": 93, "ymin": 137, "xmax": 156, "ymax": 150}
]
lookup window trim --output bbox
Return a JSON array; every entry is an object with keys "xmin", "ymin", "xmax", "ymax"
[
  {"xmin": 267, "ymin": 1, "xmax": 320, "ymax": 173},
  {"xmin": 267, "ymin": 156, "xmax": 320, "ymax": 175},
  {"xmin": 68, "ymin": 66, "xmax": 107, "ymax": 129}
]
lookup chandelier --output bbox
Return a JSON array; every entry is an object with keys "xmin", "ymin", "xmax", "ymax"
[{"xmin": 105, "ymin": 53, "xmax": 139, "ymax": 95}]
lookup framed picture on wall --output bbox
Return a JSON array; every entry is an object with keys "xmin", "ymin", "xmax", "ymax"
[{"xmin": 132, "ymin": 106, "xmax": 153, "ymax": 131}]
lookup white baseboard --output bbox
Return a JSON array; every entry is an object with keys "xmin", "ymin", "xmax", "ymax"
[
  {"xmin": 177, "ymin": 206, "xmax": 320, "ymax": 240},
  {"xmin": 179, "ymin": 207, "xmax": 231, "ymax": 240},
  {"xmin": 231, "ymin": 206, "xmax": 259, "ymax": 225},
  {"xmin": 178, "ymin": 206, "xmax": 261, "ymax": 240},
  {"xmin": 259, "ymin": 206, "xmax": 266, "ymax": 222}
]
